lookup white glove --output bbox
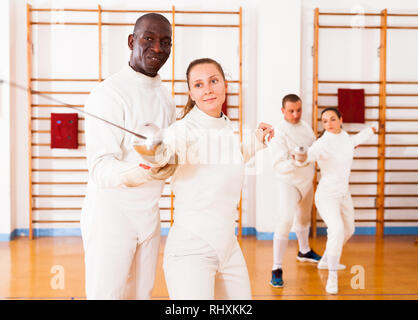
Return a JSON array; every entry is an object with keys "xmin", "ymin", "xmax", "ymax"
[
  {"xmin": 150, "ymin": 163, "xmax": 178, "ymax": 180},
  {"xmin": 291, "ymin": 154, "xmax": 309, "ymax": 168},
  {"xmin": 149, "ymin": 154, "xmax": 178, "ymax": 180},
  {"xmin": 120, "ymin": 165, "xmax": 153, "ymax": 187}
]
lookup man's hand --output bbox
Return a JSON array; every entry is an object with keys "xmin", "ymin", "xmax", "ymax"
[{"xmin": 292, "ymin": 153, "xmax": 307, "ymax": 163}]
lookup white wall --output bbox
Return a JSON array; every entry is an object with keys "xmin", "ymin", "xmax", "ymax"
[
  {"xmin": 8, "ymin": 0, "xmax": 281, "ymax": 235},
  {"xmin": 300, "ymin": 0, "xmax": 418, "ymax": 231},
  {"xmin": 0, "ymin": 0, "xmax": 12, "ymax": 238},
  {"xmin": 256, "ymin": 0, "xmax": 418, "ymax": 233},
  {"xmin": 10, "ymin": 0, "xmax": 32, "ymax": 235},
  {"xmin": 4, "ymin": 0, "xmax": 418, "ymax": 238},
  {"xmin": 255, "ymin": 0, "xmax": 302, "ymax": 233}
]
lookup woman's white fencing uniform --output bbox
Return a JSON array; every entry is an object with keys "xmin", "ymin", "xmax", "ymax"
[
  {"xmin": 302, "ymin": 128, "xmax": 374, "ymax": 266},
  {"xmin": 155, "ymin": 106, "xmax": 264, "ymax": 299}
]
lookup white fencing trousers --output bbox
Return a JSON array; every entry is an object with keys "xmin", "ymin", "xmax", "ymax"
[
  {"xmin": 163, "ymin": 226, "xmax": 252, "ymax": 300},
  {"xmin": 314, "ymin": 189, "xmax": 355, "ymax": 258},
  {"xmin": 81, "ymin": 212, "xmax": 160, "ymax": 300},
  {"xmin": 274, "ymin": 182, "xmax": 313, "ymax": 239}
]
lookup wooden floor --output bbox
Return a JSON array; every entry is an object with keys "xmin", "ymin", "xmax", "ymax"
[{"xmin": 0, "ymin": 235, "xmax": 417, "ymax": 300}]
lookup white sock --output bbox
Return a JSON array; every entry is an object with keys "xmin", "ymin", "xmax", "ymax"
[
  {"xmin": 326, "ymin": 269, "xmax": 339, "ymax": 294},
  {"xmin": 320, "ymin": 250, "xmax": 327, "ymax": 263},
  {"xmin": 328, "ymin": 270, "xmax": 338, "ymax": 278},
  {"xmin": 273, "ymin": 234, "xmax": 288, "ymax": 270},
  {"xmin": 327, "ymin": 254, "xmax": 341, "ymax": 272},
  {"xmin": 295, "ymin": 227, "xmax": 311, "ymax": 254}
]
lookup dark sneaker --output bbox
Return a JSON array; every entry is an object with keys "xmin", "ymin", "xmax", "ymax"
[
  {"xmin": 296, "ymin": 249, "xmax": 322, "ymax": 263},
  {"xmin": 269, "ymin": 268, "xmax": 284, "ymax": 288}
]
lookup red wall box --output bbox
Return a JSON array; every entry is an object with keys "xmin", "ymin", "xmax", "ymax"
[{"xmin": 50, "ymin": 113, "xmax": 79, "ymax": 149}]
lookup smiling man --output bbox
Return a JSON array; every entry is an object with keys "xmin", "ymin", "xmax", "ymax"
[
  {"xmin": 81, "ymin": 14, "xmax": 176, "ymax": 300},
  {"xmin": 128, "ymin": 14, "xmax": 172, "ymax": 77}
]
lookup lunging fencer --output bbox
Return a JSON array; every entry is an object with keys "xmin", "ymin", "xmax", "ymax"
[
  {"xmin": 81, "ymin": 14, "xmax": 176, "ymax": 299},
  {"xmin": 267, "ymin": 94, "xmax": 322, "ymax": 288},
  {"xmin": 140, "ymin": 58, "xmax": 274, "ymax": 299},
  {"xmin": 294, "ymin": 107, "xmax": 376, "ymax": 294}
]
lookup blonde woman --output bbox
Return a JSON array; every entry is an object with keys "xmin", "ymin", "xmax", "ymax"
[{"xmin": 151, "ymin": 58, "xmax": 273, "ymax": 299}]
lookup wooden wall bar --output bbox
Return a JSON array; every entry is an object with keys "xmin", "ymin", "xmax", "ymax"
[
  {"xmin": 377, "ymin": 9, "xmax": 388, "ymax": 237},
  {"xmin": 311, "ymin": 8, "xmax": 320, "ymax": 238},
  {"xmin": 26, "ymin": 4, "xmax": 34, "ymax": 239},
  {"xmin": 312, "ymin": 8, "xmax": 418, "ymax": 237}
]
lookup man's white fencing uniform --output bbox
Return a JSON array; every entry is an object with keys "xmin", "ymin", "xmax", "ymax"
[
  {"xmin": 81, "ymin": 65, "xmax": 176, "ymax": 299},
  {"xmin": 268, "ymin": 118, "xmax": 316, "ymax": 265}
]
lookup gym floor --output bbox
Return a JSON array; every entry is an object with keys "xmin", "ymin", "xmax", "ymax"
[{"xmin": 0, "ymin": 235, "xmax": 417, "ymax": 300}]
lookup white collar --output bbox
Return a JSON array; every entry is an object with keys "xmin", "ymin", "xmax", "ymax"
[
  {"xmin": 323, "ymin": 130, "xmax": 346, "ymax": 139},
  {"xmin": 187, "ymin": 106, "xmax": 229, "ymax": 129},
  {"xmin": 124, "ymin": 63, "xmax": 162, "ymax": 87}
]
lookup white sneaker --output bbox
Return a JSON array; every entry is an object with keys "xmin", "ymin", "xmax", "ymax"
[
  {"xmin": 326, "ymin": 272, "xmax": 338, "ymax": 295},
  {"xmin": 317, "ymin": 260, "xmax": 346, "ymax": 270}
]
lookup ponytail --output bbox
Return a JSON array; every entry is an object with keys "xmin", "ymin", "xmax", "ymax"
[
  {"xmin": 317, "ymin": 129, "xmax": 326, "ymax": 139},
  {"xmin": 180, "ymin": 96, "xmax": 196, "ymax": 119}
]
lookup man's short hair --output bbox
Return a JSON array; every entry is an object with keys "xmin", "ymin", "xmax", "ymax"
[
  {"xmin": 282, "ymin": 94, "xmax": 301, "ymax": 108},
  {"xmin": 133, "ymin": 13, "xmax": 171, "ymax": 34}
]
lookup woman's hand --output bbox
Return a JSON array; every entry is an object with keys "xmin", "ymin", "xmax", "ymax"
[
  {"xmin": 150, "ymin": 163, "xmax": 177, "ymax": 180},
  {"xmin": 256, "ymin": 122, "xmax": 274, "ymax": 143}
]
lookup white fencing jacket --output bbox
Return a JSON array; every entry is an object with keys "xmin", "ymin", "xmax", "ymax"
[
  {"xmin": 82, "ymin": 64, "xmax": 176, "ymax": 241},
  {"xmin": 156, "ymin": 106, "xmax": 265, "ymax": 264},
  {"xmin": 302, "ymin": 128, "xmax": 374, "ymax": 197},
  {"xmin": 268, "ymin": 118, "xmax": 316, "ymax": 198}
]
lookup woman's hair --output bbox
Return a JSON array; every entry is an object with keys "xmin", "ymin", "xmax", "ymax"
[
  {"xmin": 321, "ymin": 107, "xmax": 341, "ymax": 119},
  {"xmin": 318, "ymin": 107, "xmax": 342, "ymax": 138},
  {"xmin": 180, "ymin": 58, "xmax": 226, "ymax": 119}
]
